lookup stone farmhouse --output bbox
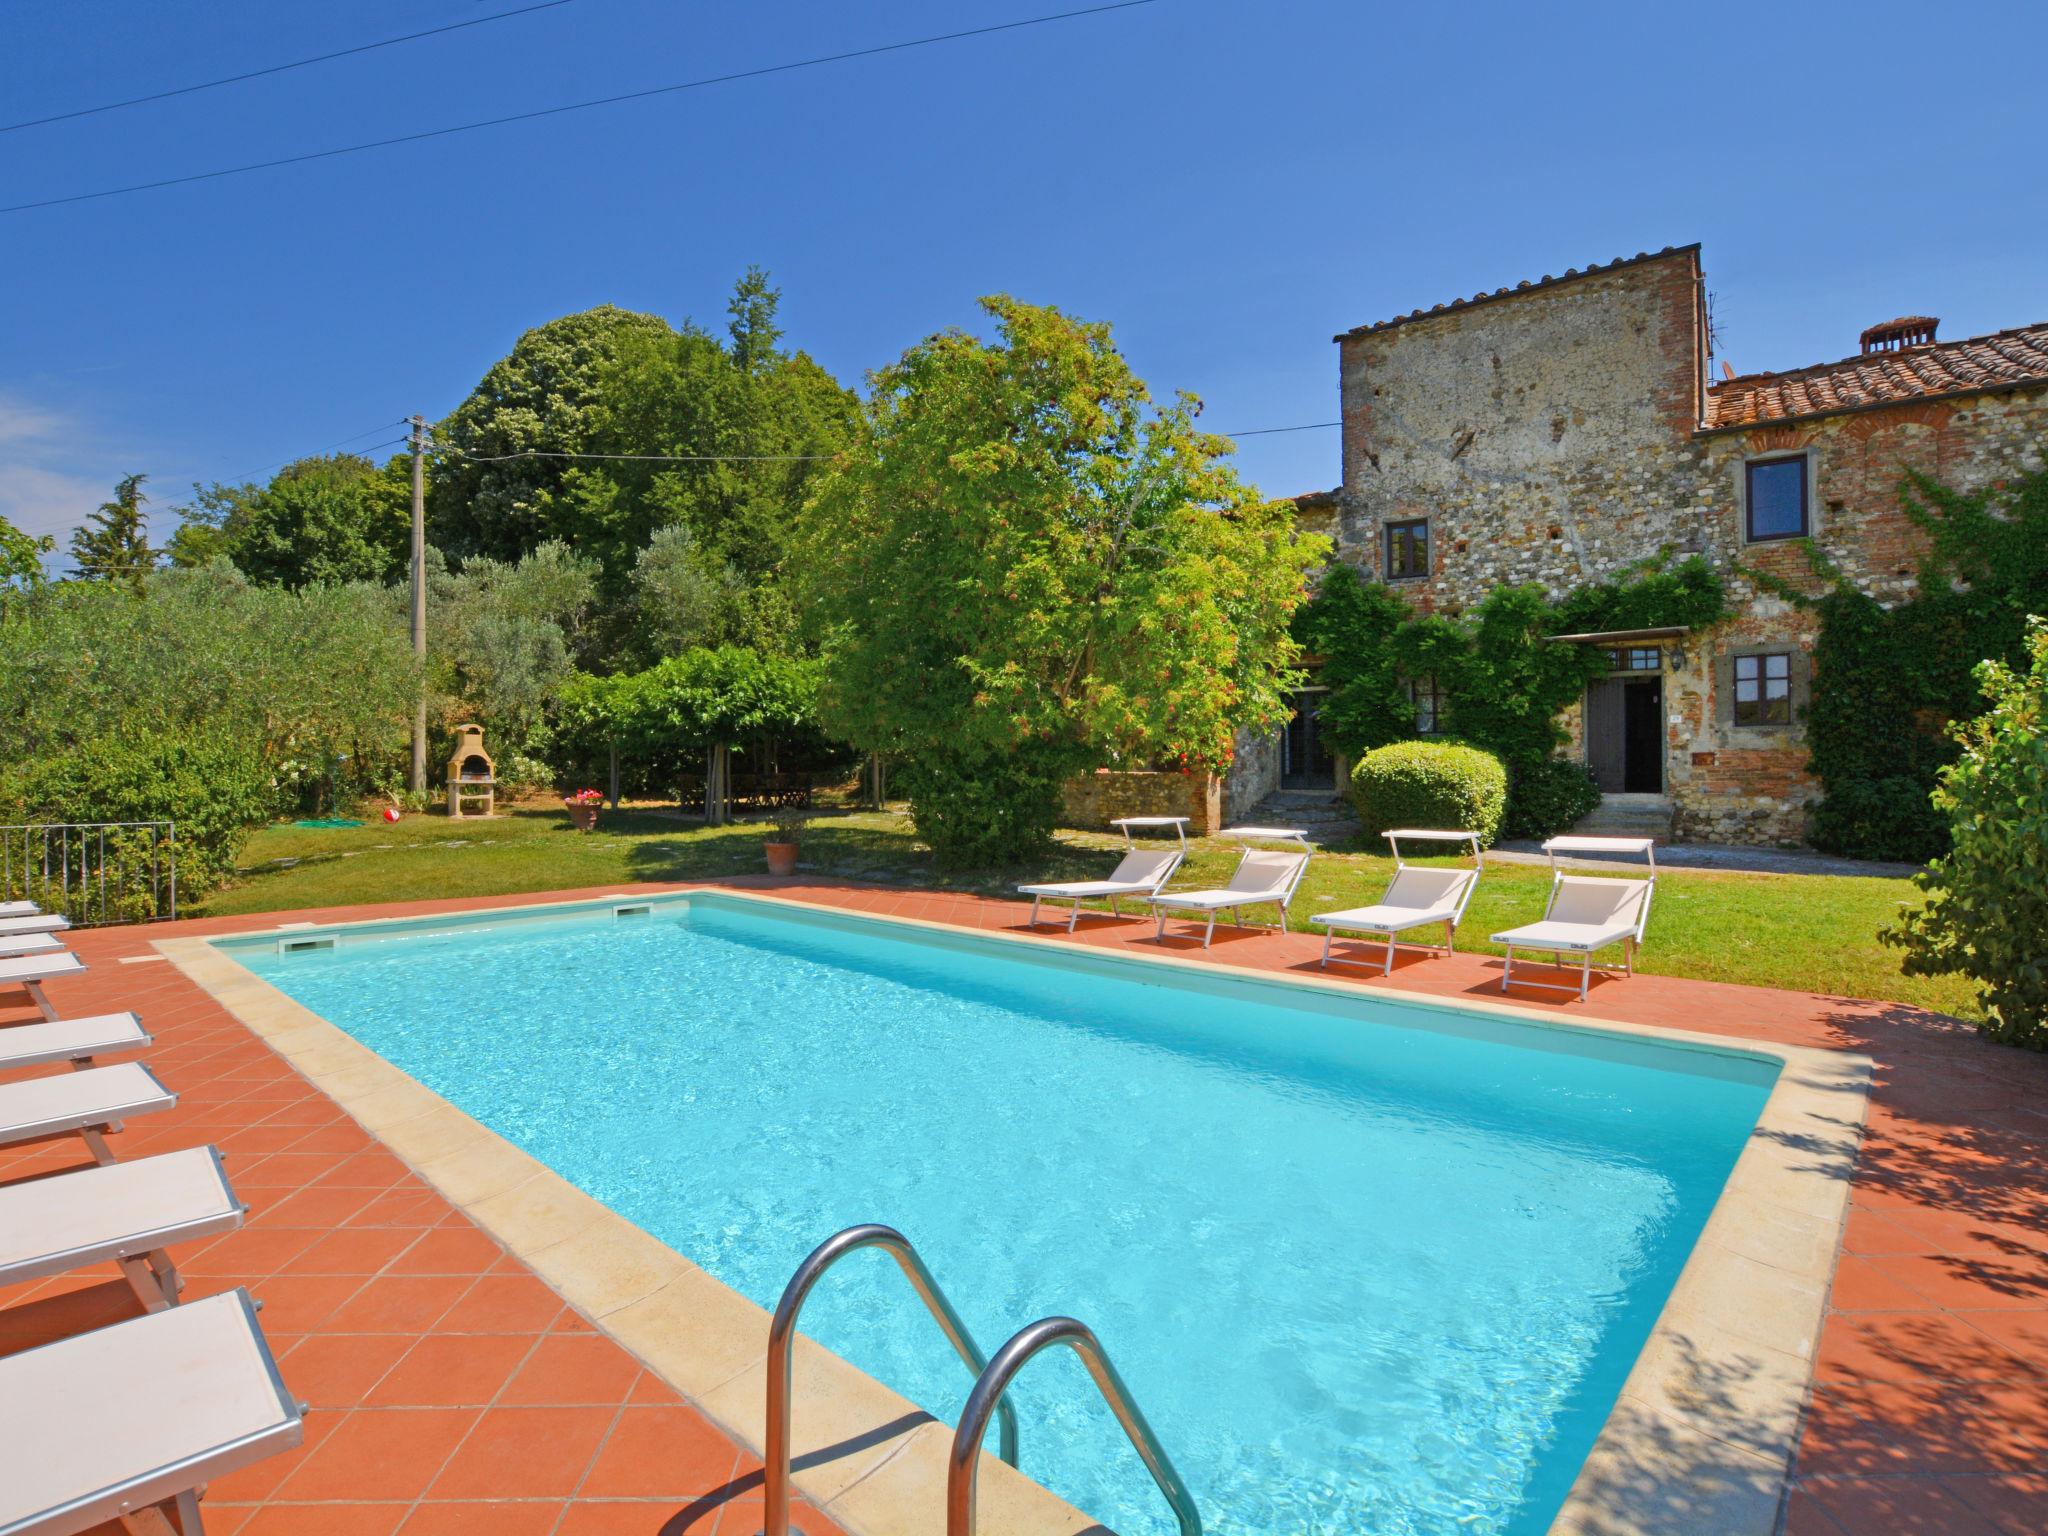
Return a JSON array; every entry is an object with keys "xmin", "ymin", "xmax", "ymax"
[{"xmin": 1215, "ymin": 243, "xmax": 2048, "ymax": 846}]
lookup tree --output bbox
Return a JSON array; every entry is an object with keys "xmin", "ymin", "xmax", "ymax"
[
  {"xmin": 630, "ymin": 523, "xmax": 743, "ymax": 661},
  {"xmin": 727, "ymin": 264, "xmax": 784, "ymax": 374},
  {"xmin": 429, "ymin": 304, "xmax": 676, "ymax": 563},
  {"xmin": 582, "ymin": 276, "xmax": 857, "ymax": 596},
  {"xmin": 69, "ymin": 473, "xmax": 154, "ymax": 587},
  {"xmin": 794, "ymin": 296, "xmax": 1326, "ymax": 866},
  {"xmin": 160, "ymin": 483, "xmax": 242, "ymax": 571},
  {"xmin": 1, "ymin": 513, "xmax": 53, "ymax": 591},
  {"xmin": 0, "ymin": 561, "xmax": 421, "ymax": 781},
  {"xmin": 428, "ymin": 277, "xmax": 858, "ymax": 633},
  {"xmin": 166, "ymin": 455, "xmax": 410, "ymax": 588},
  {"xmin": 1883, "ymin": 617, "xmax": 2048, "ymax": 1047},
  {"xmin": 552, "ymin": 648, "xmax": 820, "ymax": 813},
  {"xmin": 430, "ymin": 542, "xmax": 599, "ymax": 752}
]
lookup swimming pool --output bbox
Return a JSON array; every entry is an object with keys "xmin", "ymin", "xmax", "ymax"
[{"xmin": 226, "ymin": 892, "xmax": 1777, "ymax": 1536}]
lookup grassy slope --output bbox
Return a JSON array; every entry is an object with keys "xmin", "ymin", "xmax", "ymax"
[{"xmin": 205, "ymin": 803, "xmax": 1978, "ymax": 1021}]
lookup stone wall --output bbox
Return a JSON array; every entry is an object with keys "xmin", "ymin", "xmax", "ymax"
[
  {"xmin": 1335, "ymin": 248, "xmax": 1711, "ymax": 610},
  {"xmin": 1061, "ymin": 769, "xmax": 1222, "ymax": 837},
  {"xmin": 1328, "ymin": 246, "xmax": 2048, "ymax": 844},
  {"xmin": 1223, "ymin": 727, "xmax": 1281, "ymax": 822}
]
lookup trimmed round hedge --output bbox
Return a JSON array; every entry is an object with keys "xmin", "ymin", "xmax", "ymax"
[{"xmin": 1350, "ymin": 740, "xmax": 1507, "ymax": 846}]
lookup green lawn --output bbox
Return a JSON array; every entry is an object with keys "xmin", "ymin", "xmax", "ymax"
[{"xmin": 205, "ymin": 802, "xmax": 1978, "ymax": 1021}]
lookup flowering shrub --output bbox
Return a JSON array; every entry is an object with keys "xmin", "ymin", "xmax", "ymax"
[{"xmin": 563, "ymin": 788, "xmax": 603, "ymax": 805}]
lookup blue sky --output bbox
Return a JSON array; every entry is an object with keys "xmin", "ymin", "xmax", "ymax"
[{"xmin": 4, "ymin": 0, "xmax": 2045, "ymax": 553}]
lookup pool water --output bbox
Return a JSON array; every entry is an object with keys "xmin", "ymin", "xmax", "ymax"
[{"xmin": 232, "ymin": 894, "xmax": 1774, "ymax": 1536}]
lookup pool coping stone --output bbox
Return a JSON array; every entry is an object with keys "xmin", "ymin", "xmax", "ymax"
[{"xmin": 159, "ymin": 883, "xmax": 1874, "ymax": 1536}]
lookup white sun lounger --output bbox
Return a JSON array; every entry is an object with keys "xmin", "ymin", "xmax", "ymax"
[
  {"xmin": 1312, "ymin": 829, "xmax": 1484, "ymax": 974},
  {"xmin": 0, "ymin": 1146, "xmax": 243, "ymax": 1312},
  {"xmin": 0, "ymin": 1062, "xmax": 175, "ymax": 1166},
  {"xmin": 1018, "ymin": 816, "xmax": 1189, "ymax": 931},
  {"xmin": 0, "ymin": 1013, "xmax": 151, "ymax": 1073},
  {"xmin": 1147, "ymin": 828, "xmax": 1312, "ymax": 947},
  {"xmin": 1493, "ymin": 836, "xmax": 1658, "ymax": 1000},
  {"xmin": 0, "ymin": 900, "xmax": 40, "ymax": 919},
  {"xmin": 0, "ymin": 951, "xmax": 87, "ymax": 1021},
  {"xmin": 0, "ymin": 1288, "xmax": 304, "ymax": 1536},
  {"xmin": 0, "ymin": 913, "xmax": 69, "ymax": 937},
  {"xmin": 0, "ymin": 933, "xmax": 64, "ymax": 960}
]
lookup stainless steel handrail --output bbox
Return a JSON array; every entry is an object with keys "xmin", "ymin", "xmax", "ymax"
[
  {"xmin": 763, "ymin": 1223, "xmax": 1019, "ymax": 1536},
  {"xmin": 947, "ymin": 1315, "xmax": 1200, "ymax": 1536}
]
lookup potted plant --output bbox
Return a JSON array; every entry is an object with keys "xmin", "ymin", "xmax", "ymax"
[
  {"xmin": 563, "ymin": 787, "xmax": 603, "ymax": 832},
  {"xmin": 764, "ymin": 805, "xmax": 809, "ymax": 876}
]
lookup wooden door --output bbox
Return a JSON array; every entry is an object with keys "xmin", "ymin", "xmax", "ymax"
[{"xmin": 1585, "ymin": 679, "xmax": 1625, "ymax": 792}]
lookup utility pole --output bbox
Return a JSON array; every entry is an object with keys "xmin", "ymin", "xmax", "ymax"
[{"xmin": 409, "ymin": 414, "xmax": 428, "ymax": 795}]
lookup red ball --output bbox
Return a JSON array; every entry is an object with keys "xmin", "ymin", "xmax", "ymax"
[{"xmin": 383, "ymin": 807, "xmax": 402, "ymax": 823}]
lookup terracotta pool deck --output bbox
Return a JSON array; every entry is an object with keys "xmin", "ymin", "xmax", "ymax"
[{"xmin": 3, "ymin": 876, "xmax": 2044, "ymax": 1536}]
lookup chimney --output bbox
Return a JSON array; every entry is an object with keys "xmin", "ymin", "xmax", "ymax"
[{"xmin": 1860, "ymin": 316, "xmax": 1939, "ymax": 354}]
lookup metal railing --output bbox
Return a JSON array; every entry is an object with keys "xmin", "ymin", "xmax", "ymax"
[
  {"xmin": 763, "ymin": 1224, "xmax": 1018, "ymax": 1536},
  {"xmin": 948, "ymin": 1315, "xmax": 1201, "ymax": 1536},
  {"xmin": 0, "ymin": 821, "xmax": 177, "ymax": 926}
]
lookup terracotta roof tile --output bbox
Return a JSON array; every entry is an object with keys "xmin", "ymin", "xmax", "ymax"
[{"xmin": 1704, "ymin": 323, "xmax": 2048, "ymax": 430}]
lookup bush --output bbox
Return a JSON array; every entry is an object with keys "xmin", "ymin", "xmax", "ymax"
[
  {"xmin": 1882, "ymin": 618, "xmax": 2048, "ymax": 1048},
  {"xmin": 0, "ymin": 729, "xmax": 277, "ymax": 904},
  {"xmin": 1503, "ymin": 757, "xmax": 1602, "ymax": 840},
  {"xmin": 1809, "ymin": 775, "xmax": 1949, "ymax": 866},
  {"xmin": 902, "ymin": 749, "xmax": 1070, "ymax": 869},
  {"xmin": 1350, "ymin": 740, "xmax": 1507, "ymax": 846},
  {"xmin": 496, "ymin": 753, "xmax": 556, "ymax": 796}
]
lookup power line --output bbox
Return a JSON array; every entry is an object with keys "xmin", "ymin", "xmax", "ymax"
[
  {"xmin": 439, "ymin": 418, "xmax": 1336, "ymax": 465},
  {"xmin": 445, "ymin": 446, "xmax": 825, "ymax": 463},
  {"xmin": 0, "ymin": 1, "xmax": 579, "ymax": 136},
  {"xmin": 213, "ymin": 420, "xmax": 408, "ymax": 486},
  {"xmin": 1, "ymin": 1, "xmax": 1160, "ymax": 216},
  {"xmin": 197, "ymin": 410, "xmax": 1331, "ymax": 490}
]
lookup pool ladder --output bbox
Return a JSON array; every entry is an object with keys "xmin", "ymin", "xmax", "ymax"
[{"xmin": 761, "ymin": 1222, "xmax": 1202, "ymax": 1536}]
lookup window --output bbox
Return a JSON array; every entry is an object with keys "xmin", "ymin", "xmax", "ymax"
[
  {"xmin": 1385, "ymin": 518, "xmax": 1429, "ymax": 581},
  {"xmin": 1733, "ymin": 652, "xmax": 1792, "ymax": 725},
  {"xmin": 1409, "ymin": 675, "xmax": 1448, "ymax": 735},
  {"xmin": 1745, "ymin": 456, "xmax": 1809, "ymax": 542},
  {"xmin": 1607, "ymin": 646, "xmax": 1662, "ymax": 673}
]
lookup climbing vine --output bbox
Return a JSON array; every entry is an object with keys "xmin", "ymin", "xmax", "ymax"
[
  {"xmin": 1762, "ymin": 463, "xmax": 2048, "ymax": 862},
  {"xmin": 1297, "ymin": 553, "xmax": 1727, "ymax": 837}
]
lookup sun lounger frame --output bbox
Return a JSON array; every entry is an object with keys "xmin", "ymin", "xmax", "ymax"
[
  {"xmin": 1495, "ymin": 836, "xmax": 1658, "ymax": 1000},
  {"xmin": 1146, "ymin": 827, "xmax": 1313, "ymax": 947},
  {"xmin": 0, "ymin": 1061, "xmax": 176, "ymax": 1167},
  {"xmin": 0, "ymin": 1288, "xmax": 302, "ymax": 1536},
  {"xmin": 1018, "ymin": 816, "xmax": 1189, "ymax": 932},
  {"xmin": 0, "ymin": 1146, "xmax": 244, "ymax": 1313},
  {"xmin": 1312, "ymin": 829, "xmax": 1485, "ymax": 974},
  {"xmin": 0, "ymin": 951, "xmax": 88, "ymax": 1022},
  {"xmin": 0, "ymin": 1012, "xmax": 150, "ymax": 1073}
]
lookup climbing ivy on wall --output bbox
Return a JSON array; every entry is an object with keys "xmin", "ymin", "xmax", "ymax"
[
  {"xmin": 1787, "ymin": 464, "xmax": 2048, "ymax": 863},
  {"xmin": 1297, "ymin": 553, "xmax": 1727, "ymax": 836}
]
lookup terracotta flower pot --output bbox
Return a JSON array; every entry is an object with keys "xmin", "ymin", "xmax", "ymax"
[
  {"xmin": 567, "ymin": 802, "xmax": 600, "ymax": 833},
  {"xmin": 763, "ymin": 840, "xmax": 799, "ymax": 876}
]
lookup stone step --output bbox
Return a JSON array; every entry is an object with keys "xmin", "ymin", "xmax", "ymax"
[
  {"xmin": 1239, "ymin": 791, "xmax": 1359, "ymax": 849},
  {"xmin": 1572, "ymin": 795, "xmax": 1676, "ymax": 839}
]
